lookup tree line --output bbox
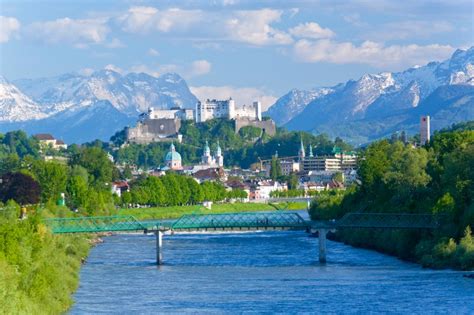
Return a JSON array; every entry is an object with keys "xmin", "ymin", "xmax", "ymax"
[{"xmin": 310, "ymin": 122, "xmax": 474, "ymax": 269}]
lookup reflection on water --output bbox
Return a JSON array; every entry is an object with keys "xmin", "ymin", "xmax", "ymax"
[{"xmin": 71, "ymin": 231, "xmax": 474, "ymax": 314}]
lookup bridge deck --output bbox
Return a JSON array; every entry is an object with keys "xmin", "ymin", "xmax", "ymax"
[{"xmin": 45, "ymin": 211, "xmax": 443, "ymax": 234}]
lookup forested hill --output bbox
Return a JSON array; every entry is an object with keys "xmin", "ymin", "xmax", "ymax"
[
  {"xmin": 310, "ymin": 121, "xmax": 474, "ymax": 270},
  {"xmin": 111, "ymin": 119, "xmax": 353, "ymax": 169}
]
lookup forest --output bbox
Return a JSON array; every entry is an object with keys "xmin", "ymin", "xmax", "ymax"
[{"xmin": 310, "ymin": 123, "xmax": 474, "ymax": 269}]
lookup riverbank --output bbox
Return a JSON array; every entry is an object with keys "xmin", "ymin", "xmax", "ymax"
[
  {"xmin": 0, "ymin": 215, "xmax": 93, "ymax": 314},
  {"xmin": 119, "ymin": 201, "xmax": 307, "ymax": 220}
]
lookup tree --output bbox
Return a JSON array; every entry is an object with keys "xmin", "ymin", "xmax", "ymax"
[
  {"xmin": 270, "ymin": 156, "xmax": 281, "ymax": 181},
  {"xmin": 0, "ymin": 172, "xmax": 41, "ymax": 205},
  {"xmin": 70, "ymin": 147, "xmax": 114, "ymax": 189},
  {"xmin": 122, "ymin": 165, "xmax": 133, "ymax": 180},
  {"xmin": 32, "ymin": 161, "xmax": 68, "ymax": 203},
  {"xmin": 287, "ymin": 173, "xmax": 299, "ymax": 190},
  {"xmin": 67, "ymin": 175, "xmax": 88, "ymax": 209}
]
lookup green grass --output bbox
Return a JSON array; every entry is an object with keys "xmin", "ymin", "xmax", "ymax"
[{"xmin": 119, "ymin": 202, "xmax": 308, "ymax": 220}]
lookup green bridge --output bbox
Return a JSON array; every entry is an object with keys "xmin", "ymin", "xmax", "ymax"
[{"xmin": 44, "ymin": 211, "xmax": 443, "ymax": 265}]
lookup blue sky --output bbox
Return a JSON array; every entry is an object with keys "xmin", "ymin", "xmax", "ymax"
[{"xmin": 0, "ymin": 0, "xmax": 473, "ymax": 108}]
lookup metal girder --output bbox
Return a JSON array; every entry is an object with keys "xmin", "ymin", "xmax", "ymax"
[
  {"xmin": 336, "ymin": 212, "xmax": 444, "ymax": 229},
  {"xmin": 44, "ymin": 215, "xmax": 147, "ymax": 234},
  {"xmin": 171, "ymin": 212, "xmax": 309, "ymax": 230}
]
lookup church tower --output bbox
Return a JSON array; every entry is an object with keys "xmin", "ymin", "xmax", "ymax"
[
  {"xmin": 215, "ymin": 141, "xmax": 224, "ymax": 167},
  {"xmin": 298, "ymin": 138, "xmax": 305, "ymax": 162},
  {"xmin": 308, "ymin": 144, "xmax": 314, "ymax": 158},
  {"xmin": 202, "ymin": 140, "xmax": 214, "ymax": 165}
]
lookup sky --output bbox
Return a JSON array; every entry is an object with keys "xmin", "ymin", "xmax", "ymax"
[{"xmin": 0, "ymin": 0, "xmax": 473, "ymax": 109}]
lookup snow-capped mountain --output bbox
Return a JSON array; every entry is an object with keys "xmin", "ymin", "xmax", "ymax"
[
  {"xmin": 0, "ymin": 76, "xmax": 47, "ymax": 122},
  {"xmin": 14, "ymin": 70, "xmax": 198, "ymax": 118},
  {"xmin": 0, "ymin": 70, "xmax": 199, "ymax": 143},
  {"xmin": 264, "ymin": 88, "xmax": 335, "ymax": 125},
  {"xmin": 278, "ymin": 46, "xmax": 474, "ymax": 143}
]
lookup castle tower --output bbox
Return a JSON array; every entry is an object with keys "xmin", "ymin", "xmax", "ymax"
[
  {"xmin": 298, "ymin": 138, "xmax": 305, "ymax": 162},
  {"xmin": 228, "ymin": 97, "xmax": 235, "ymax": 119},
  {"xmin": 253, "ymin": 101, "xmax": 262, "ymax": 121},
  {"xmin": 215, "ymin": 141, "xmax": 224, "ymax": 167},
  {"xmin": 420, "ymin": 115, "xmax": 430, "ymax": 145}
]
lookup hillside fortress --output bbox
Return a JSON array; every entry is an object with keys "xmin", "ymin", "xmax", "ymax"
[
  {"xmin": 127, "ymin": 98, "xmax": 275, "ymax": 144},
  {"xmin": 196, "ymin": 98, "xmax": 262, "ymax": 123}
]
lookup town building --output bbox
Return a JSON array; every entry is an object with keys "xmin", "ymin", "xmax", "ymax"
[
  {"xmin": 420, "ymin": 115, "xmax": 431, "ymax": 145},
  {"xmin": 34, "ymin": 133, "xmax": 68, "ymax": 150},
  {"xmin": 111, "ymin": 181, "xmax": 130, "ymax": 197}
]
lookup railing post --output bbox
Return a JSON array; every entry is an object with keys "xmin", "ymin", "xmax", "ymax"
[
  {"xmin": 156, "ymin": 231, "xmax": 163, "ymax": 265},
  {"xmin": 318, "ymin": 229, "xmax": 327, "ymax": 263}
]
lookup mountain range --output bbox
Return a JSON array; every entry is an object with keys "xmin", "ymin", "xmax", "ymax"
[
  {"xmin": 1, "ymin": 47, "xmax": 473, "ymax": 144},
  {"xmin": 267, "ymin": 47, "xmax": 474, "ymax": 144},
  {"xmin": 0, "ymin": 71, "xmax": 197, "ymax": 143}
]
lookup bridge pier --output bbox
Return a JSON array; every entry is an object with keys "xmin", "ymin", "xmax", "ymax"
[
  {"xmin": 318, "ymin": 229, "xmax": 327, "ymax": 263},
  {"xmin": 156, "ymin": 231, "xmax": 163, "ymax": 265}
]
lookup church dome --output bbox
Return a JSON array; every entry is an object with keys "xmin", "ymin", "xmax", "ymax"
[{"xmin": 165, "ymin": 143, "xmax": 182, "ymax": 162}]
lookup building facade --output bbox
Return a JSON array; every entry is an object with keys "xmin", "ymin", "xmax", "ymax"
[{"xmin": 196, "ymin": 98, "xmax": 262, "ymax": 123}]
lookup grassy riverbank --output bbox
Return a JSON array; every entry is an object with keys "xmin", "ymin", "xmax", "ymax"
[
  {"xmin": 119, "ymin": 201, "xmax": 307, "ymax": 220},
  {"xmin": 0, "ymin": 210, "xmax": 92, "ymax": 314}
]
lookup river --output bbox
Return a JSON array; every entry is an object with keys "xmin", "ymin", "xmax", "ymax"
[{"xmin": 70, "ymin": 229, "xmax": 474, "ymax": 314}]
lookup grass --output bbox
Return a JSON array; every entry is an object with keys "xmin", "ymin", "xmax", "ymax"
[{"xmin": 119, "ymin": 202, "xmax": 308, "ymax": 220}]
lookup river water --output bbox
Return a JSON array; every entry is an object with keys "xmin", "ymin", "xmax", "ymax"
[{"xmin": 70, "ymin": 228, "xmax": 474, "ymax": 314}]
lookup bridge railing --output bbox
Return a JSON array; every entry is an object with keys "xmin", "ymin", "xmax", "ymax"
[
  {"xmin": 44, "ymin": 215, "xmax": 147, "ymax": 234},
  {"xmin": 171, "ymin": 212, "xmax": 309, "ymax": 230}
]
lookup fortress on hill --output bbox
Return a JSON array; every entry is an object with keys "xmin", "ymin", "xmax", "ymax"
[{"xmin": 127, "ymin": 98, "xmax": 276, "ymax": 144}]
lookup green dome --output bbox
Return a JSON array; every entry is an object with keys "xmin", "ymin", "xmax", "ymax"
[
  {"xmin": 165, "ymin": 151, "xmax": 182, "ymax": 161},
  {"xmin": 165, "ymin": 143, "xmax": 181, "ymax": 162}
]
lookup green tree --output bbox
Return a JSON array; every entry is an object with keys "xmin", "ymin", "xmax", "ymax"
[
  {"xmin": 32, "ymin": 161, "xmax": 68, "ymax": 203},
  {"xmin": 270, "ymin": 156, "xmax": 281, "ymax": 181},
  {"xmin": 70, "ymin": 147, "xmax": 114, "ymax": 189}
]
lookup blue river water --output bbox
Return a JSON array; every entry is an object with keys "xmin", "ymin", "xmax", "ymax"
[{"xmin": 70, "ymin": 229, "xmax": 474, "ymax": 314}]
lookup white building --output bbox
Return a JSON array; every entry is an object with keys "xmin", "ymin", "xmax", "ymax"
[
  {"xmin": 196, "ymin": 98, "xmax": 262, "ymax": 123},
  {"xmin": 420, "ymin": 115, "xmax": 431, "ymax": 145},
  {"xmin": 146, "ymin": 107, "xmax": 194, "ymax": 121}
]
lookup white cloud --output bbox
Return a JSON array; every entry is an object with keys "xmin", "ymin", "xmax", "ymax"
[
  {"xmin": 128, "ymin": 59, "xmax": 212, "ymax": 78},
  {"xmin": 104, "ymin": 64, "xmax": 124, "ymax": 74},
  {"xmin": 78, "ymin": 68, "xmax": 95, "ymax": 76},
  {"xmin": 293, "ymin": 39, "xmax": 454, "ymax": 69},
  {"xmin": 27, "ymin": 17, "xmax": 109, "ymax": 47},
  {"xmin": 129, "ymin": 64, "xmax": 160, "ymax": 77},
  {"xmin": 0, "ymin": 16, "xmax": 21, "ymax": 43},
  {"xmin": 119, "ymin": 7, "xmax": 294, "ymax": 46},
  {"xmin": 119, "ymin": 6, "xmax": 203, "ymax": 33},
  {"xmin": 105, "ymin": 38, "xmax": 124, "ymax": 48},
  {"xmin": 190, "ymin": 85, "xmax": 277, "ymax": 111},
  {"xmin": 188, "ymin": 60, "xmax": 212, "ymax": 77},
  {"xmin": 289, "ymin": 22, "xmax": 335, "ymax": 39},
  {"xmin": 225, "ymin": 9, "xmax": 293, "ymax": 45},
  {"xmin": 148, "ymin": 48, "xmax": 160, "ymax": 56}
]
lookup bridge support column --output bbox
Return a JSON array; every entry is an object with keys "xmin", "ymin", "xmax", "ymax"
[
  {"xmin": 318, "ymin": 229, "xmax": 327, "ymax": 263},
  {"xmin": 156, "ymin": 231, "xmax": 163, "ymax": 265}
]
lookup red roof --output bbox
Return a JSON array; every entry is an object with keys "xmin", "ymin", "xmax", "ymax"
[{"xmin": 34, "ymin": 133, "xmax": 55, "ymax": 140}]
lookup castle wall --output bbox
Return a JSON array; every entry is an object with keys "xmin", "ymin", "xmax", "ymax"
[{"xmin": 127, "ymin": 118, "xmax": 181, "ymax": 144}]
